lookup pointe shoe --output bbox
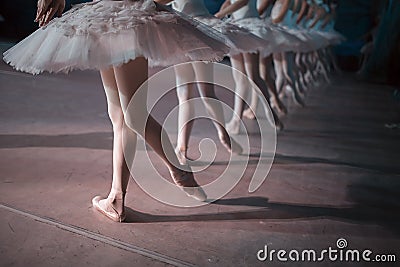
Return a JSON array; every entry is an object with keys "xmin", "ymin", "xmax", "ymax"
[
  {"xmin": 92, "ymin": 191, "xmax": 126, "ymax": 223},
  {"xmin": 279, "ymin": 89, "xmax": 287, "ymax": 99},
  {"xmin": 175, "ymin": 147, "xmax": 188, "ymax": 165},
  {"xmin": 242, "ymin": 108, "xmax": 256, "ymax": 120},
  {"xmin": 271, "ymin": 98, "xmax": 288, "ymax": 116},
  {"xmin": 226, "ymin": 119, "xmax": 240, "ymax": 135},
  {"xmin": 272, "ymin": 110, "xmax": 284, "ymax": 132},
  {"xmin": 171, "ymin": 170, "xmax": 207, "ymax": 201},
  {"xmin": 219, "ymin": 134, "xmax": 243, "ymax": 155},
  {"xmin": 275, "ymin": 118, "xmax": 284, "ymax": 131},
  {"xmin": 286, "ymin": 86, "xmax": 305, "ymax": 107}
]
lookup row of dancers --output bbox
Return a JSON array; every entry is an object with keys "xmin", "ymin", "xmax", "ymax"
[
  {"xmin": 3, "ymin": 0, "xmax": 343, "ymax": 222},
  {"xmin": 165, "ymin": 0, "xmax": 344, "ymax": 165}
]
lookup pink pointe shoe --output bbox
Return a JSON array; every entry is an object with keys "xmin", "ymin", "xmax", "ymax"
[
  {"xmin": 219, "ymin": 134, "xmax": 243, "ymax": 155},
  {"xmin": 92, "ymin": 191, "xmax": 126, "ymax": 222},
  {"xmin": 175, "ymin": 147, "xmax": 188, "ymax": 165},
  {"xmin": 171, "ymin": 170, "xmax": 207, "ymax": 201}
]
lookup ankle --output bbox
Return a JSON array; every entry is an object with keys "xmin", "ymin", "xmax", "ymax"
[
  {"xmin": 108, "ymin": 189, "xmax": 125, "ymax": 200},
  {"xmin": 175, "ymin": 146, "xmax": 187, "ymax": 153}
]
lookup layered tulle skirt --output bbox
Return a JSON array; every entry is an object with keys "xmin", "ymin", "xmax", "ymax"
[
  {"xmin": 316, "ymin": 23, "xmax": 346, "ymax": 46},
  {"xmin": 194, "ymin": 15, "xmax": 271, "ymax": 56},
  {"xmin": 3, "ymin": 0, "xmax": 229, "ymax": 74},
  {"xmin": 227, "ymin": 17, "xmax": 303, "ymax": 56}
]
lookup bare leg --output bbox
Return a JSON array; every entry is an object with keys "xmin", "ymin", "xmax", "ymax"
[
  {"xmin": 192, "ymin": 62, "xmax": 242, "ymax": 153},
  {"xmin": 259, "ymin": 55, "xmax": 287, "ymax": 115},
  {"xmin": 305, "ymin": 52, "xmax": 317, "ymax": 86},
  {"xmin": 113, "ymin": 58, "xmax": 206, "ymax": 201},
  {"xmin": 295, "ymin": 52, "xmax": 308, "ymax": 92},
  {"xmin": 92, "ymin": 67, "xmax": 137, "ymax": 222},
  {"xmin": 282, "ymin": 52, "xmax": 305, "ymax": 107},
  {"xmin": 226, "ymin": 54, "xmax": 247, "ymax": 135},
  {"xmin": 327, "ymin": 47, "xmax": 342, "ymax": 74},
  {"xmin": 288, "ymin": 52, "xmax": 306, "ymax": 99},
  {"xmin": 311, "ymin": 51, "xmax": 321, "ymax": 83},
  {"xmin": 316, "ymin": 49, "xmax": 331, "ymax": 83},
  {"xmin": 273, "ymin": 53, "xmax": 286, "ymax": 98},
  {"xmin": 243, "ymin": 53, "xmax": 283, "ymax": 131},
  {"xmin": 174, "ymin": 64, "xmax": 196, "ymax": 164}
]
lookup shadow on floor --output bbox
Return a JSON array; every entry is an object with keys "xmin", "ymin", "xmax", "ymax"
[
  {"xmin": 125, "ymin": 196, "xmax": 400, "ymax": 236},
  {"xmin": 1, "ymin": 133, "xmax": 399, "ymax": 174}
]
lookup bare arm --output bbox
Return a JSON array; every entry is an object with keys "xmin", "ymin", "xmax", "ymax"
[
  {"xmin": 271, "ymin": 0, "xmax": 291, "ymax": 24},
  {"xmin": 320, "ymin": 13, "xmax": 332, "ymax": 29},
  {"xmin": 257, "ymin": 0, "xmax": 273, "ymax": 16},
  {"xmin": 220, "ymin": 0, "xmax": 232, "ymax": 11},
  {"xmin": 306, "ymin": 3, "xmax": 315, "ymax": 20},
  {"xmin": 309, "ymin": 6, "xmax": 325, "ymax": 29},
  {"xmin": 291, "ymin": 0, "xmax": 300, "ymax": 17},
  {"xmin": 296, "ymin": 0, "xmax": 308, "ymax": 24},
  {"xmin": 215, "ymin": 0, "xmax": 248, "ymax": 19},
  {"xmin": 36, "ymin": 0, "xmax": 65, "ymax": 27}
]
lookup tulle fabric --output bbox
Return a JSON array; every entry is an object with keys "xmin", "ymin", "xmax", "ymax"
[
  {"xmin": 194, "ymin": 16, "xmax": 270, "ymax": 55},
  {"xmin": 228, "ymin": 17, "xmax": 303, "ymax": 56},
  {"xmin": 315, "ymin": 22, "xmax": 346, "ymax": 46},
  {"xmin": 284, "ymin": 24, "xmax": 329, "ymax": 52},
  {"xmin": 171, "ymin": 0, "xmax": 270, "ymax": 56},
  {"xmin": 3, "ymin": 0, "xmax": 229, "ymax": 74}
]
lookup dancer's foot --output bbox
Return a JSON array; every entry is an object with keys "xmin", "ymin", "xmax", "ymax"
[
  {"xmin": 296, "ymin": 82, "xmax": 306, "ymax": 98},
  {"xmin": 226, "ymin": 119, "xmax": 241, "ymax": 135},
  {"xmin": 92, "ymin": 190, "xmax": 126, "ymax": 222},
  {"xmin": 271, "ymin": 97, "xmax": 288, "ymax": 115},
  {"xmin": 272, "ymin": 110, "xmax": 284, "ymax": 131},
  {"xmin": 242, "ymin": 108, "xmax": 256, "ymax": 120},
  {"xmin": 279, "ymin": 87, "xmax": 288, "ymax": 99},
  {"xmin": 170, "ymin": 170, "xmax": 207, "ymax": 201},
  {"xmin": 175, "ymin": 147, "xmax": 188, "ymax": 165},
  {"xmin": 286, "ymin": 85, "xmax": 305, "ymax": 107},
  {"xmin": 218, "ymin": 132, "xmax": 243, "ymax": 154}
]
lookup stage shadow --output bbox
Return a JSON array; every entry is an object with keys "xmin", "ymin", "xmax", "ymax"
[
  {"xmin": 0, "ymin": 132, "xmax": 113, "ymax": 150},
  {"xmin": 2, "ymin": 133, "xmax": 399, "ymax": 174},
  {"xmin": 273, "ymin": 154, "xmax": 400, "ymax": 174},
  {"xmin": 123, "ymin": 196, "xmax": 400, "ymax": 236},
  {"xmin": 346, "ymin": 177, "xmax": 400, "ymax": 235},
  {"xmin": 189, "ymin": 152, "xmax": 400, "ymax": 174}
]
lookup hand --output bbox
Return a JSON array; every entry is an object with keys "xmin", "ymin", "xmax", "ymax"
[
  {"xmin": 36, "ymin": 0, "xmax": 65, "ymax": 27},
  {"xmin": 214, "ymin": 12, "xmax": 223, "ymax": 19}
]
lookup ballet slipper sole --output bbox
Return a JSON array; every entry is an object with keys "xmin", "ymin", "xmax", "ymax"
[
  {"xmin": 175, "ymin": 147, "xmax": 187, "ymax": 165},
  {"xmin": 180, "ymin": 186, "xmax": 207, "ymax": 202},
  {"xmin": 92, "ymin": 196, "xmax": 126, "ymax": 223},
  {"xmin": 172, "ymin": 172, "xmax": 207, "ymax": 202}
]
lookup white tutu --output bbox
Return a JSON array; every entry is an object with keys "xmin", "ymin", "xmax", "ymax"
[
  {"xmin": 171, "ymin": 0, "xmax": 269, "ymax": 56},
  {"xmin": 195, "ymin": 16, "xmax": 270, "ymax": 56},
  {"xmin": 229, "ymin": 17, "xmax": 302, "ymax": 55},
  {"xmin": 284, "ymin": 23, "xmax": 328, "ymax": 52},
  {"xmin": 3, "ymin": 0, "xmax": 229, "ymax": 74},
  {"xmin": 316, "ymin": 22, "xmax": 346, "ymax": 46}
]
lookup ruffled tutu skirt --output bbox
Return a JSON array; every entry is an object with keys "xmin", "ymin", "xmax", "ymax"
[
  {"xmin": 194, "ymin": 15, "xmax": 270, "ymax": 56},
  {"xmin": 280, "ymin": 25, "xmax": 329, "ymax": 53},
  {"xmin": 317, "ymin": 29, "xmax": 346, "ymax": 46},
  {"xmin": 228, "ymin": 17, "xmax": 302, "ymax": 56},
  {"xmin": 3, "ymin": 0, "xmax": 229, "ymax": 74}
]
